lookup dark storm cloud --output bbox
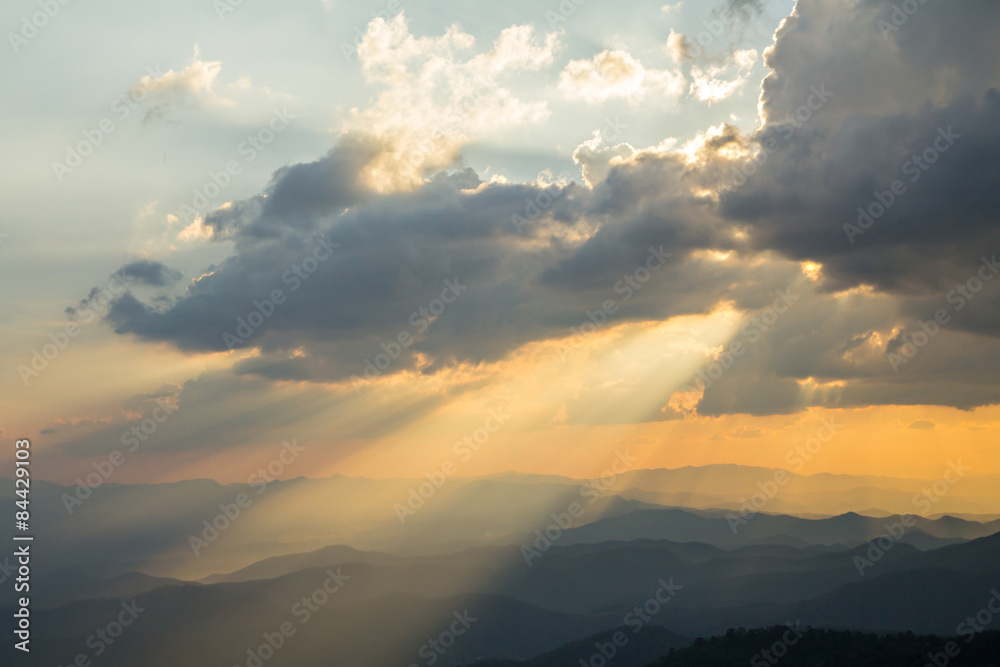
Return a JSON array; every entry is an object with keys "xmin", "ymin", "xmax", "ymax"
[
  {"xmin": 724, "ymin": 93, "xmax": 1000, "ymax": 295},
  {"xmin": 106, "ymin": 160, "xmax": 590, "ymax": 365},
  {"xmin": 758, "ymin": 0, "xmax": 1000, "ymax": 126},
  {"xmin": 100, "ymin": 126, "xmax": 808, "ymax": 384},
  {"xmin": 680, "ymin": 0, "xmax": 1000, "ymax": 413},
  {"xmin": 731, "ymin": 0, "xmax": 1000, "ymax": 297}
]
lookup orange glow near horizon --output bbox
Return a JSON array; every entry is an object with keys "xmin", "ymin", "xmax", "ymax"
[{"xmin": 12, "ymin": 295, "xmax": 1000, "ymax": 491}]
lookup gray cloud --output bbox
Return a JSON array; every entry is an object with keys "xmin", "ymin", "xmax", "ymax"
[
  {"xmin": 101, "ymin": 133, "xmax": 798, "ymax": 384},
  {"xmin": 724, "ymin": 94, "xmax": 1000, "ymax": 295},
  {"xmin": 82, "ymin": 0, "xmax": 1000, "ymax": 417},
  {"xmin": 118, "ymin": 260, "xmax": 183, "ymax": 287}
]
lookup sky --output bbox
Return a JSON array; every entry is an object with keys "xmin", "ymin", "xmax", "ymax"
[{"xmin": 3, "ymin": 0, "xmax": 1000, "ymax": 486}]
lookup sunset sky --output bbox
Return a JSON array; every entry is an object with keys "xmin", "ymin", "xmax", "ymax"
[{"xmin": 4, "ymin": 0, "xmax": 1000, "ymax": 486}]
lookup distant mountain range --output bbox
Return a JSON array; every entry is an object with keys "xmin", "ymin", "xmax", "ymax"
[
  {"xmin": 3, "ymin": 467, "xmax": 999, "ymax": 665},
  {"xmin": 555, "ymin": 508, "xmax": 1000, "ymax": 549},
  {"xmin": 2, "ymin": 508, "xmax": 998, "ymax": 664},
  {"xmin": 468, "ymin": 627, "xmax": 1000, "ymax": 667},
  {"xmin": 3, "ymin": 465, "xmax": 999, "ymax": 580}
]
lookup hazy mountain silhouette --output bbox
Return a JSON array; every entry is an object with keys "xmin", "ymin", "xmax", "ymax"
[
  {"xmin": 647, "ymin": 627, "xmax": 1000, "ymax": 666},
  {"xmin": 461, "ymin": 625, "xmax": 690, "ymax": 667},
  {"xmin": 6, "ymin": 467, "xmax": 999, "ymax": 579},
  {"xmin": 4, "ymin": 521, "xmax": 998, "ymax": 664},
  {"xmin": 555, "ymin": 508, "xmax": 998, "ymax": 548}
]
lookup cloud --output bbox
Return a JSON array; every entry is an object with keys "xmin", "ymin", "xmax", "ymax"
[
  {"xmin": 723, "ymin": 0, "xmax": 1000, "ymax": 298},
  {"xmin": 558, "ymin": 50, "xmax": 685, "ymax": 105},
  {"xmin": 689, "ymin": 66, "xmax": 744, "ymax": 103},
  {"xmin": 571, "ymin": 132, "xmax": 637, "ymax": 187},
  {"xmin": 131, "ymin": 45, "xmax": 229, "ymax": 121},
  {"xmin": 227, "ymin": 75, "xmax": 252, "ymax": 90},
  {"xmin": 733, "ymin": 49, "xmax": 758, "ymax": 70},
  {"xmin": 758, "ymin": 0, "xmax": 1000, "ymax": 125},
  {"xmin": 351, "ymin": 14, "xmax": 561, "ymax": 191},
  {"xmin": 83, "ymin": 0, "xmax": 1000, "ymax": 420},
  {"xmin": 724, "ymin": 0, "xmax": 767, "ymax": 18},
  {"xmin": 177, "ymin": 216, "xmax": 215, "ymax": 242},
  {"xmin": 117, "ymin": 260, "xmax": 183, "ymax": 287},
  {"xmin": 91, "ymin": 123, "xmax": 791, "ymax": 386},
  {"xmin": 689, "ymin": 49, "xmax": 757, "ymax": 103},
  {"xmin": 909, "ymin": 420, "xmax": 936, "ymax": 430},
  {"xmin": 838, "ymin": 331, "xmax": 875, "ymax": 357},
  {"xmin": 665, "ymin": 29, "xmax": 692, "ymax": 63}
]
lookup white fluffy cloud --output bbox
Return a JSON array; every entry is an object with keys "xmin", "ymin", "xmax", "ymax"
[
  {"xmin": 558, "ymin": 50, "xmax": 685, "ymax": 105},
  {"xmin": 689, "ymin": 49, "xmax": 758, "ymax": 103},
  {"xmin": 572, "ymin": 131, "xmax": 638, "ymax": 187},
  {"xmin": 131, "ymin": 45, "xmax": 229, "ymax": 120},
  {"xmin": 353, "ymin": 14, "xmax": 561, "ymax": 191}
]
